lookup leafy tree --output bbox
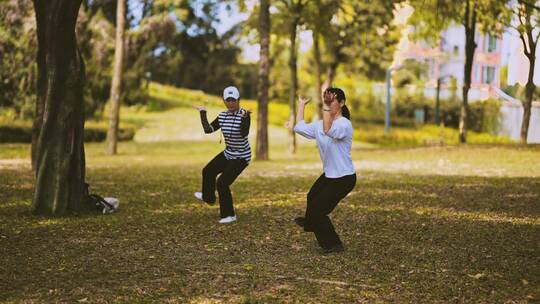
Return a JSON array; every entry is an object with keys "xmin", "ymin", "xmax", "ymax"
[
  {"xmin": 303, "ymin": 0, "xmax": 336, "ymax": 120},
  {"xmin": 272, "ymin": 0, "xmax": 309, "ymax": 154},
  {"xmin": 0, "ymin": 0, "xmax": 36, "ymax": 119},
  {"xmin": 77, "ymin": 8, "xmax": 115, "ymax": 118},
  {"xmin": 508, "ymin": 0, "xmax": 540, "ymax": 143},
  {"xmin": 392, "ymin": 58, "xmax": 428, "ymax": 88},
  {"xmin": 408, "ymin": 0, "xmax": 507, "ymax": 143},
  {"xmin": 299, "ymin": 0, "xmax": 401, "ymax": 123},
  {"xmin": 148, "ymin": 1, "xmax": 257, "ymax": 98},
  {"xmin": 320, "ymin": 1, "xmax": 400, "ymax": 85}
]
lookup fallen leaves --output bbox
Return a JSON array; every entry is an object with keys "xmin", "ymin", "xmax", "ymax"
[{"xmin": 1, "ymin": 144, "xmax": 539, "ymax": 302}]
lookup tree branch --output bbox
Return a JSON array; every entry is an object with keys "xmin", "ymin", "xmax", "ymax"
[
  {"xmin": 278, "ymin": 0, "xmax": 289, "ymax": 8},
  {"xmin": 517, "ymin": 3, "xmax": 526, "ymax": 28},
  {"xmin": 519, "ymin": 0, "xmax": 540, "ymax": 12},
  {"xmin": 463, "ymin": 0, "xmax": 471, "ymax": 29},
  {"xmin": 520, "ymin": 32, "xmax": 531, "ymax": 57}
]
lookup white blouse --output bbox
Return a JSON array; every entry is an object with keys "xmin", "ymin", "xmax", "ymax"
[{"xmin": 294, "ymin": 117, "xmax": 356, "ymax": 178}]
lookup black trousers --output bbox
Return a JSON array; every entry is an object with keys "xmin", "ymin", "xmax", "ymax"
[
  {"xmin": 202, "ymin": 152, "xmax": 248, "ymax": 218},
  {"xmin": 304, "ymin": 173, "xmax": 356, "ymax": 248}
]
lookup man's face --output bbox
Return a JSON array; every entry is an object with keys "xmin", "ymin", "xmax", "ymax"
[{"xmin": 224, "ymin": 97, "xmax": 239, "ymax": 111}]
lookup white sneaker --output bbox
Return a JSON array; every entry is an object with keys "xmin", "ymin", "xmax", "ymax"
[
  {"xmin": 194, "ymin": 192, "xmax": 203, "ymax": 201},
  {"xmin": 218, "ymin": 216, "xmax": 237, "ymax": 224}
]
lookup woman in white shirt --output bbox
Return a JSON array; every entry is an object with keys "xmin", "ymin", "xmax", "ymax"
[{"xmin": 293, "ymin": 87, "xmax": 356, "ymax": 254}]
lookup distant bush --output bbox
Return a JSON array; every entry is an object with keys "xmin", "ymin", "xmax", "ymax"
[
  {"xmin": 0, "ymin": 120, "xmax": 136, "ymax": 143},
  {"xmin": 353, "ymin": 86, "xmax": 387, "ymax": 125},
  {"xmin": 0, "ymin": 123, "xmax": 32, "ymax": 143},
  {"xmin": 469, "ymin": 99, "xmax": 502, "ymax": 134},
  {"xmin": 352, "ymin": 88, "xmax": 502, "ymax": 134},
  {"xmin": 354, "ymin": 123, "xmax": 513, "ymax": 147}
]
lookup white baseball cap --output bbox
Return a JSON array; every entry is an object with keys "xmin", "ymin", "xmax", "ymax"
[{"xmin": 223, "ymin": 86, "xmax": 240, "ymax": 100}]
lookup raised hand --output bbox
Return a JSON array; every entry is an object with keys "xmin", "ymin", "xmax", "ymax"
[
  {"xmin": 323, "ymin": 91, "xmax": 336, "ymax": 105},
  {"xmin": 193, "ymin": 105, "xmax": 206, "ymax": 112},
  {"xmin": 298, "ymin": 96, "xmax": 310, "ymax": 106},
  {"xmin": 242, "ymin": 109, "xmax": 252, "ymax": 117},
  {"xmin": 284, "ymin": 118, "xmax": 293, "ymax": 129}
]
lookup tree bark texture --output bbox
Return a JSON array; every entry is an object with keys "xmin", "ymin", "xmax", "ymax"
[
  {"xmin": 256, "ymin": 0, "xmax": 270, "ymax": 160},
  {"xmin": 32, "ymin": 0, "xmax": 88, "ymax": 216},
  {"xmin": 106, "ymin": 0, "xmax": 126, "ymax": 155}
]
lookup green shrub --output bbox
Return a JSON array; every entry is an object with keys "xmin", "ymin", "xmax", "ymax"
[
  {"xmin": 357, "ymin": 88, "xmax": 503, "ymax": 134},
  {"xmin": 0, "ymin": 124, "xmax": 33, "ymax": 143},
  {"xmin": 354, "ymin": 87, "xmax": 386, "ymax": 125},
  {"xmin": 354, "ymin": 123, "xmax": 513, "ymax": 147},
  {"xmin": 469, "ymin": 99, "xmax": 501, "ymax": 134},
  {"xmin": 0, "ymin": 120, "xmax": 136, "ymax": 143}
]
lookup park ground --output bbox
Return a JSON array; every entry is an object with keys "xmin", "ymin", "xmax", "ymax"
[{"xmin": 0, "ymin": 85, "xmax": 539, "ymax": 303}]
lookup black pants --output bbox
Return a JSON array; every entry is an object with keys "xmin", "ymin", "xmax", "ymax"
[
  {"xmin": 304, "ymin": 173, "xmax": 356, "ymax": 248},
  {"xmin": 202, "ymin": 152, "xmax": 248, "ymax": 218}
]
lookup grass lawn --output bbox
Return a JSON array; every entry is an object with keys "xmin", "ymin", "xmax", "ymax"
[{"xmin": 0, "ymin": 84, "xmax": 539, "ymax": 303}]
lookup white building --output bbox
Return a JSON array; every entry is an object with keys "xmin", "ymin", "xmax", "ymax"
[{"xmin": 392, "ymin": 4, "xmax": 540, "ymax": 143}]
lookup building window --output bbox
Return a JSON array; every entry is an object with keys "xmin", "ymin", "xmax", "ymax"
[
  {"xmin": 482, "ymin": 66, "xmax": 496, "ymax": 84},
  {"xmin": 485, "ymin": 34, "xmax": 497, "ymax": 53},
  {"xmin": 453, "ymin": 45, "xmax": 459, "ymax": 55},
  {"xmin": 474, "ymin": 65, "xmax": 479, "ymax": 82}
]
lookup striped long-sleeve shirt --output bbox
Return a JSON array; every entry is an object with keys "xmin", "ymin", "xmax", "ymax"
[{"xmin": 200, "ymin": 108, "xmax": 251, "ymax": 162}]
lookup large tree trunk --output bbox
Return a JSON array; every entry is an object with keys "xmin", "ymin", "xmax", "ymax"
[
  {"xmin": 312, "ymin": 28, "xmax": 323, "ymax": 120},
  {"xmin": 288, "ymin": 16, "xmax": 300, "ymax": 154},
  {"xmin": 256, "ymin": 0, "xmax": 270, "ymax": 160},
  {"xmin": 32, "ymin": 0, "xmax": 89, "ymax": 216},
  {"xmin": 106, "ymin": 0, "xmax": 126, "ymax": 155},
  {"xmin": 459, "ymin": 0, "xmax": 476, "ymax": 144}
]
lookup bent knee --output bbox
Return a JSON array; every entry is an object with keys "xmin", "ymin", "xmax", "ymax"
[{"xmin": 216, "ymin": 177, "xmax": 231, "ymax": 189}]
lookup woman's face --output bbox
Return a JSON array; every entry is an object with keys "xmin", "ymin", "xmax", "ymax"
[
  {"xmin": 329, "ymin": 99, "xmax": 343, "ymax": 116},
  {"xmin": 224, "ymin": 98, "xmax": 240, "ymax": 112}
]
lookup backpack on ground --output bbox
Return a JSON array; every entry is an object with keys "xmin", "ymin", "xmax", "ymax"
[{"xmin": 83, "ymin": 183, "xmax": 120, "ymax": 214}]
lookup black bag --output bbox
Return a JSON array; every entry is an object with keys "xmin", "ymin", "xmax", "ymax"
[{"xmin": 84, "ymin": 183, "xmax": 119, "ymax": 214}]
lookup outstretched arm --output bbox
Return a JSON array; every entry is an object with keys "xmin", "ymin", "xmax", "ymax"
[
  {"xmin": 296, "ymin": 96, "xmax": 310, "ymax": 124},
  {"xmin": 194, "ymin": 106, "xmax": 220, "ymax": 133}
]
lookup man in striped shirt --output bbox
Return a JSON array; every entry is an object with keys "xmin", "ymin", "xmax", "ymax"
[{"xmin": 193, "ymin": 86, "xmax": 251, "ymax": 224}]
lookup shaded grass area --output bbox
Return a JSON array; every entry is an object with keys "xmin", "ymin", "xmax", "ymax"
[{"xmin": 1, "ymin": 142, "xmax": 539, "ymax": 303}]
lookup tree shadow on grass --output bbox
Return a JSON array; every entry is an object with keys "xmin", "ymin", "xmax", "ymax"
[
  {"xmin": 349, "ymin": 173, "xmax": 540, "ymax": 220},
  {"xmin": 1, "ymin": 170, "xmax": 539, "ymax": 302}
]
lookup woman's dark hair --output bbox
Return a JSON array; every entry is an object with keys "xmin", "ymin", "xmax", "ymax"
[{"xmin": 325, "ymin": 87, "xmax": 351, "ymax": 120}]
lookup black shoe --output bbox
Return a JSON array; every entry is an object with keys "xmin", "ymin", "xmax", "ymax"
[
  {"xmin": 294, "ymin": 217, "xmax": 305, "ymax": 227},
  {"xmin": 320, "ymin": 244, "xmax": 345, "ymax": 254}
]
